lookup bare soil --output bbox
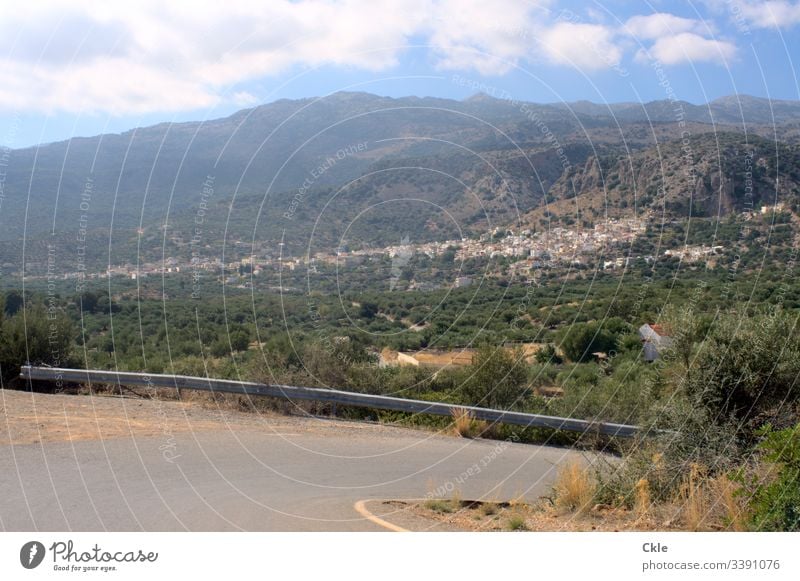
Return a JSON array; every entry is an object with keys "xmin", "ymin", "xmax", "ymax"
[
  {"xmin": 0, "ymin": 388, "xmax": 418, "ymax": 446},
  {"xmin": 404, "ymin": 498, "xmax": 692, "ymax": 532}
]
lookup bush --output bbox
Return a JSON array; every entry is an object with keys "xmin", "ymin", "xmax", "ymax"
[
  {"xmin": 681, "ymin": 311, "xmax": 800, "ymax": 433},
  {"xmin": 507, "ymin": 514, "xmax": 528, "ymax": 530},
  {"xmin": 528, "ymin": 363, "xmax": 559, "ymax": 389},
  {"xmin": 2, "ymin": 290, "xmax": 24, "ymax": 317},
  {"xmin": 450, "ymin": 407, "xmax": 485, "ymax": 438},
  {"xmin": 552, "ymin": 460, "xmax": 596, "ymax": 514},
  {"xmin": 424, "ymin": 499, "xmax": 456, "ymax": 514},
  {"xmin": 596, "ymin": 396, "xmax": 741, "ymax": 507},
  {"xmin": 738, "ymin": 424, "xmax": 800, "ymax": 531},
  {"xmin": 0, "ymin": 304, "xmax": 75, "ymax": 382},
  {"xmin": 458, "ymin": 346, "xmax": 527, "ymax": 410},
  {"xmin": 229, "ymin": 328, "xmax": 251, "ymax": 352},
  {"xmin": 555, "ymin": 360, "xmax": 654, "ymax": 424},
  {"xmin": 558, "ymin": 318, "xmax": 629, "ymax": 363},
  {"xmin": 535, "ymin": 344, "xmax": 562, "ymax": 364}
]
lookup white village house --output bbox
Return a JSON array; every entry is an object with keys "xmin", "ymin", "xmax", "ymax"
[{"xmin": 638, "ymin": 323, "xmax": 673, "ymax": 362}]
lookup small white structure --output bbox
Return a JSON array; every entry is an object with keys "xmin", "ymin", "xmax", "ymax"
[
  {"xmin": 639, "ymin": 323, "xmax": 673, "ymax": 362},
  {"xmin": 396, "ymin": 352, "xmax": 420, "ymax": 367},
  {"xmin": 761, "ymin": 202, "xmax": 785, "ymax": 214}
]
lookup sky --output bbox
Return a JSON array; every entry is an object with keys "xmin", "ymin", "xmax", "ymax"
[{"xmin": 1, "ymin": 0, "xmax": 799, "ymax": 148}]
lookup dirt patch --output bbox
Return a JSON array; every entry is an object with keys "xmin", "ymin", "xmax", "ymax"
[
  {"xmin": 387, "ymin": 343, "xmax": 547, "ymax": 369},
  {"xmin": 0, "ymin": 388, "xmax": 460, "ymax": 447},
  {"xmin": 0, "ymin": 389, "xmax": 284, "ymax": 445},
  {"xmin": 402, "ymin": 498, "xmax": 692, "ymax": 532}
]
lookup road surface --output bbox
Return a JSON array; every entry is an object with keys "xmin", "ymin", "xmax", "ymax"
[{"xmin": 0, "ymin": 391, "xmax": 583, "ymax": 531}]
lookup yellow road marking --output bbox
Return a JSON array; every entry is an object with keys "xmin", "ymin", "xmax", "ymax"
[{"xmin": 353, "ymin": 500, "xmax": 410, "ymax": 532}]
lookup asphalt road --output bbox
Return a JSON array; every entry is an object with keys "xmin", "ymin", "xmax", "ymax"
[{"xmin": 0, "ymin": 422, "xmax": 583, "ymax": 531}]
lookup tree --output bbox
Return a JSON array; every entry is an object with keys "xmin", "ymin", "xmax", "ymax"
[
  {"xmin": 740, "ymin": 424, "xmax": 800, "ymax": 531},
  {"xmin": 303, "ymin": 339, "xmax": 350, "ymax": 388},
  {"xmin": 359, "ymin": 301, "xmax": 379, "ymax": 319},
  {"xmin": 661, "ymin": 305, "xmax": 711, "ymax": 379},
  {"xmin": 210, "ymin": 339, "xmax": 230, "ymax": 358},
  {"xmin": 0, "ymin": 305, "xmax": 74, "ymax": 381},
  {"xmin": 229, "ymin": 328, "xmax": 251, "ymax": 352},
  {"xmin": 3, "ymin": 290, "xmax": 24, "ymax": 317},
  {"xmin": 535, "ymin": 343, "xmax": 563, "ymax": 365},
  {"xmin": 682, "ymin": 311, "xmax": 800, "ymax": 431},
  {"xmin": 559, "ymin": 319, "xmax": 627, "ymax": 362},
  {"xmin": 459, "ymin": 346, "xmax": 528, "ymax": 410},
  {"xmin": 77, "ymin": 291, "xmax": 100, "ymax": 314}
]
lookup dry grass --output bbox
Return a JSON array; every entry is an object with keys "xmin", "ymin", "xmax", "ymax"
[
  {"xmin": 715, "ymin": 474, "xmax": 748, "ymax": 531},
  {"xmin": 410, "ymin": 496, "xmax": 685, "ymax": 532},
  {"xmin": 424, "ymin": 489, "xmax": 463, "ymax": 514},
  {"xmin": 552, "ymin": 460, "xmax": 597, "ymax": 514},
  {"xmin": 411, "ymin": 461, "xmax": 751, "ymax": 532},
  {"xmin": 634, "ymin": 478, "xmax": 651, "ymax": 517},
  {"xmin": 451, "ymin": 407, "xmax": 473, "ymax": 437},
  {"xmin": 507, "ymin": 513, "xmax": 528, "ymax": 531},
  {"xmin": 480, "ymin": 502, "xmax": 499, "ymax": 516},
  {"xmin": 679, "ymin": 464, "xmax": 708, "ymax": 531},
  {"xmin": 672, "ymin": 465, "xmax": 751, "ymax": 531},
  {"xmin": 424, "ymin": 499, "xmax": 455, "ymax": 514},
  {"xmin": 451, "ymin": 489, "xmax": 463, "ymax": 508},
  {"xmin": 451, "ymin": 407, "xmax": 485, "ymax": 438}
]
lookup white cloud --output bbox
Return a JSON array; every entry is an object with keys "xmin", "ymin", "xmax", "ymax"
[
  {"xmin": 427, "ymin": 0, "xmax": 544, "ymax": 75},
  {"xmin": 539, "ymin": 22, "xmax": 623, "ymax": 71},
  {"xmin": 737, "ymin": 1, "xmax": 800, "ymax": 28},
  {"xmin": 0, "ymin": 0, "xmax": 433, "ymax": 114},
  {"xmin": 231, "ymin": 91, "xmax": 259, "ymax": 107},
  {"xmin": 622, "ymin": 11, "xmax": 735, "ymax": 67},
  {"xmin": 0, "ymin": 1, "xmax": 741, "ymax": 115},
  {"xmin": 625, "ymin": 13, "xmax": 709, "ymax": 40},
  {"xmin": 636, "ymin": 32, "xmax": 737, "ymax": 65},
  {"xmin": 702, "ymin": 0, "xmax": 800, "ymax": 29},
  {"xmin": 0, "ymin": 0, "xmax": 558, "ymax": 114}
]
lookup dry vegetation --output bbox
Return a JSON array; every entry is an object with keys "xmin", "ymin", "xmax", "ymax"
[
  {"xmin": 450, "ymin": 407, "xmax": 484, "ymax": 438},
  {"xmin": 552, "ymin": 460, "xmax": 596, "ymax": 515},
  {"xmin": 409, "ymin": 460, "xmax": 754, "ymax": 532}
]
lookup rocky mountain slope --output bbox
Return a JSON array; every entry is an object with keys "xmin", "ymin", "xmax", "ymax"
[{"xmin": 2, "ymin": 92, "xmax": 800, "ymax": 271}]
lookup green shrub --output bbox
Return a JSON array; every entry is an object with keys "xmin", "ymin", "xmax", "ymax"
[
  {"xmin": 507, "ymin": 514, "xmax": 528, "ymax": 530},
  {"xmin": 528, "ymin": 363, "xmax": 559, "ymax": 388},
  {"xmin": 739, "ymin": 424, "xmax": 800, "ymax": 531},
  {"xmin": 424, "ymin": 499, "xmax": 455, "ymax": 513},
  {"xmin": 0, "ymin": 304, "xmax": 75, "ymax": 382},
  {"xmin": 458, "ymin": 346, "xmax": 527, "ymax": 410},
  {"xmin": 552, "ymin": 357, "xmax": 655, "ymax": 425},
  {"xmin": 558, "ymin": 318, "xmax": 629, "ymax": 362},
  {"xmin": 595, "ymin": 397, "xmax": 740, "ymax": 506},
  {"xmin": 535, "ymin": 344, "xmax": 562, "ymax": 364},
  {"xmin": 682, "ymin": 312, "xmax": 800, "ymax": 433}
]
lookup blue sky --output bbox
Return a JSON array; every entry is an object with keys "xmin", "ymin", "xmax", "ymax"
[{"xmin": 1, "ymin": 0, "xmax": 799, "ymax": 148}]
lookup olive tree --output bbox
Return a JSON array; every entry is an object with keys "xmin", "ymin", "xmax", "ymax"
[{"xmin": 459, "ymin": 346, "xmax": 528, "ymax": 410}]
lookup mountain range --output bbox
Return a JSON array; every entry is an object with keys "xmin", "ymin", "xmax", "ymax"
[{"xmin": 2, "ymin": 91, "xmax": 799, "ymax": 272}]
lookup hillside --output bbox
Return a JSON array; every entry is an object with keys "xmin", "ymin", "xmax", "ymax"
[
  {"xmin": 2, "ymin": 92, "xmax": 800, "ymax": 273},
  {"xmin": 527, "ymin": 133, "xmax": 800, "ymax": 227}
]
